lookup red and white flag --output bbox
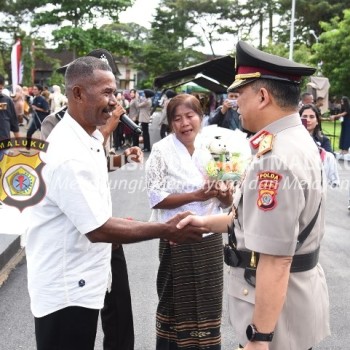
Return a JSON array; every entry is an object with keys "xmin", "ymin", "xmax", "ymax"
[{"xmin": 11, "ymin": 39, "xmax": 23, "ymax": 93}]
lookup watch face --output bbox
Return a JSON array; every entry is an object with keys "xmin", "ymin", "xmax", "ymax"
[
  {"xmin": 246, "ymin": 324, "xmax": 274, "ymax": 342},
  {"xmin": 246, "ymin": 324, "xmax": 255, "ymax": 340}
]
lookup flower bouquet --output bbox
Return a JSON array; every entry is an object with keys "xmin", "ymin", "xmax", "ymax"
[{"xmin": 198, "ymin": 125, "xmax": 251, "ymax": 183}]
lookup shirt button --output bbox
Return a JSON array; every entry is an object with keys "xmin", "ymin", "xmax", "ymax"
[
  {"xmin": 243, "ymin": 288, "xmax": 249, "ymax": 296},
  {"xmin": 78, "ymin": 279, "xmax": 85, "ymax": 287}
]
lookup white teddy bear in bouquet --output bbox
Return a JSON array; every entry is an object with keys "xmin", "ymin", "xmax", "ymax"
[{"xmin": 197, "ymin": 125, "xmax": 251, "ymax": 182}]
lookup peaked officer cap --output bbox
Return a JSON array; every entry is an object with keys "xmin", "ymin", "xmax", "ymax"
[
  {"xmin": 228, "ymin": 41, "xmax": 316, "ymax": 91},
  {"xmin": 57, "ymin": 49, "xmax": 118, "ymax": 75}
]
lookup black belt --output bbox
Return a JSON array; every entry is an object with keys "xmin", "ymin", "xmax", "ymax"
[{"xmin": 235, "ymin": 246, "xmax": 320, "ymax": 273}]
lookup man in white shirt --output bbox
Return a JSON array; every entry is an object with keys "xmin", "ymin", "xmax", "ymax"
[{"xmin": 25, "ymin": 56, "xmax": 205, "ymax": 350}]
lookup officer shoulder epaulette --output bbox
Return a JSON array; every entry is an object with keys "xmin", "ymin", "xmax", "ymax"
[{"xmin": 250, "ymin": 130, "xmax": 275, "ymax": 158}]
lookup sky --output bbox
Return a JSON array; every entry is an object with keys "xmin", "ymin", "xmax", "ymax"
[
  {"xmin": 119, "ymin": 0, "xmax": 160, "ymax": 29},
  {"xmin": 116, "ymin": 0, "xmax": 233, "ymax": 56}
]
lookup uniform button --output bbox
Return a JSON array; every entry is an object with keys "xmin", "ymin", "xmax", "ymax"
[
  {"xmin": 243, "ymin": 288, "xmax": 249, "ymax": 296},
  {"xmin": 78, "ymin": 279, "xmax": 85, "ymax": 287}
]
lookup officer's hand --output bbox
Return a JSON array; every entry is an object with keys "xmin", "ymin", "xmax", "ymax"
[
  {"xmin": 176, "ymin": 214, "xmax": 207, "ymax": 230},
  {"xmin": 165, "ymin": 211, "xmax": 206, "ymax": 244},
  {"xmin": 124, "ymin": 146, "xmax": 143, "ymax": 164}
]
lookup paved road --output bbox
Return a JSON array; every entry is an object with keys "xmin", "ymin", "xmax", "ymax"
[{"xmin": 0, "ymin": 154, "xmax": 349, "ymax": 349}]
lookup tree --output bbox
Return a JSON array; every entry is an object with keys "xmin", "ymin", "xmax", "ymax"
[
  {"xmin": 134, "ymin": 0, "xmax": 206, "ymax": 87},
  {"xmin": 31, "ymin": 0, "xmax": 134, "ymax": 57},
  {"xmin": 315, "ymin": 9, "xmax": 350, "ymax": 96},
  {"xmin": 181, "ymin": 0, "xmax": 235, "ymax": 56},
  {"xmin": 278, "ymin": 0, "xmax": 350, "ymax": 45}
]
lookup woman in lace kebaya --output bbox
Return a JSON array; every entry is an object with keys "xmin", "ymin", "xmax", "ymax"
[{"xmin": 145, "ymin": 94, "xmax": 232, "ymax": 350}]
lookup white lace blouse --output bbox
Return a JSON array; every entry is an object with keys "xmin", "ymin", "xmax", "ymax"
[{"xmin": 145, "ymin": 133, "xmax": 222, "ymax": 223}]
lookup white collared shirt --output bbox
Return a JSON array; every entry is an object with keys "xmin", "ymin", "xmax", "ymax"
[{"xmin": 25, "ymin": 113, "xmax": 112, "ymax": 317}]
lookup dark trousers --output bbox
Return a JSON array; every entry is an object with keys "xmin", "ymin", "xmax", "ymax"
[
  {"xmin": 34, "ymin": 306, "xmax": 99, "ymax": 350},
  {"xmin": 141, "ymin": 122, "xmax": 150, "ymax": 150},
  {"xmin": 160, "ymin": 124, "xmax": 170, "ymax": 139},
  {"xmin": 132, "ymin": 121, "xmax": 140, "ymax": 147},
  {"xmin": 101, "ymin": 245, "xmax": 134, "ymax": 350},
  {"xmin": 27, "ymin": 112, "xmax": 43, "ymax": 138},
  {"xmin": 113, "ymin": 123, "xmax": 125, "ymax": 149}
]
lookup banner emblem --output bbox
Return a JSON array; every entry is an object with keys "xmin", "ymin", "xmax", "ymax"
[{"xmin": 0, "ymin": 138, "xmax": 48, "ymax": 211}]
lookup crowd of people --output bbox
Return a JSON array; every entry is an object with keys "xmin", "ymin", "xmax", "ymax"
[{"xmin": 1, "ymin": 40, "xmax": 350, "ymax": 350}]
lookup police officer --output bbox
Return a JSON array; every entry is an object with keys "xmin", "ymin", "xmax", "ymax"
[{"xmin": 178, "ymin": 41, "xmax": 330, "ymax": 350}]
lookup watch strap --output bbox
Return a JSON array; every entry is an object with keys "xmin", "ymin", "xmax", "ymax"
[{"xmin": 246, "ymin": 324, "xmax": 274, "ymax": 342}]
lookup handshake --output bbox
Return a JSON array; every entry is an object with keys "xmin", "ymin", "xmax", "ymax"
[{"xmin": 165, "ymin": 211, "xmax": 210, "ymax": 244}]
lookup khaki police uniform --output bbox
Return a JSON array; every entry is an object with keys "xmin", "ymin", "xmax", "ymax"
[{"xmin": 228, "ymin": 113, "xmax": 330, "ymax": 349}]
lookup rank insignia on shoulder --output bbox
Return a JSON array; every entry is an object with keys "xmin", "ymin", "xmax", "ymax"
[
  {"xmin": 257, "ymin": 133, "xmax": 274, "ymax": 157},
  {"xmin": 256, "ymin": 171, "xmax": 282, "ymax": 211},
  {"xmin": 250, "ymin": 130, "xmax": 270, "ymax": 149}
]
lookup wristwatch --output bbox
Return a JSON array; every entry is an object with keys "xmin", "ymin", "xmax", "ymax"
[{"xmin": 246, "ymin": 324, "xmax": 274, "ymax": 342}]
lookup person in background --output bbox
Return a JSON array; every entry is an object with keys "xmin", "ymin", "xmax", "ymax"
[
  {"xmin": 315, "ymin": 96, "xmax": 324, "ymax": 115},
  {"xmin": 12, "ymin": 85, "xmax": 25, "ymax": 126},
  {"xmin": 300, "ymin": 104, "xmax": 339, "ymax": 187},
  {"xmin": 178, "ymin": 40, "xmax": 330, "ymax": 350},
  {"xmin": 22, "ymin": 86, "xmax": 32, "ymax": 124},
  {"xmin": 49, "ymin": 85, "xmax": 67, "ymax": 113},
  {"xmin": 41, "ymin": 85, "xmax": 50, "ymax": 103},
  {"xmin": 329, "ymin": 96, "xmax": 341, "ymax": 116},
  {"xmin": 146, "ymin": 94, "xmax": 232, "ymax": 350},
  {"xmin": 159, "ymin": 89, "xmax": 177, "ymax": 139},
  {"xmin": 0, "ymin": 75, "xmax": 20, "ymax": 141},
  {"xmin": 299, "ymin": 91, "xmax": 314, "ymax": 108},
  {"xmin": 128, "ymin": 89, "xmax": 140, "ymax": 147},
  {"xmin": 331, "ymin": 96, "xmax": 350, "ymax": 155},
  {"xmin": 25, "ymin": 56, "xmax": 205, "ymax": 350},
  {"xmin": 299, "ymin": 103, "xmax": 332, "ymax": 152},
  {"xmin": 26, "ymin": 84, "xmax": 50, "ymax": 141},
  {"xmin": 208, "ymin": 91, "xmax": 241, "ymax": 130},
  {"xmin": 137, "ymin": 89, "xmax": 154, "ymax": 152},
  {"xmin": 111, "ymin": 91, "xmax": 129, "ymax": 152}
]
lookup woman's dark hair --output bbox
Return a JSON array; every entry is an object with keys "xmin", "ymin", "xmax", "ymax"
[
  {"xmin": 34, "ymin": 84, "xmax": 44, "ymax": 92},
  {"xmin": 167, "ymin": 94, "xmax": 203, "ymax": 131},
  {"xmin": 299, "ymin": 103, "xmax": 323, "ymax": 139},
  {"xmin": 341, "ymin": 96, "xmax": 350, "ymax": 114}
]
